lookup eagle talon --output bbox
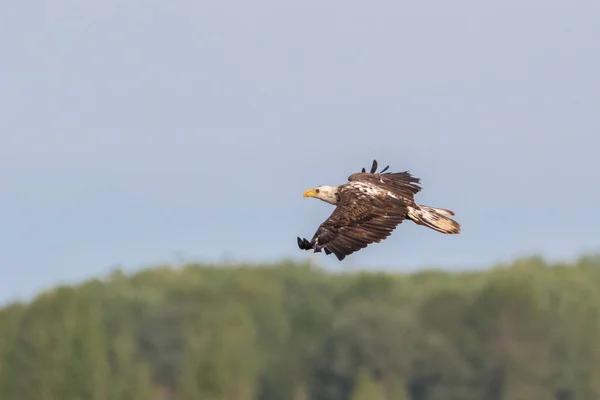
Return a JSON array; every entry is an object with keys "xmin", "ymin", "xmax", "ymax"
[{"xmin": 297, "ymin": 237, "xmax": 313, "ymax": 251}]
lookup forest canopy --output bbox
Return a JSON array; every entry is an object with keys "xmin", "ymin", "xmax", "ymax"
[{"xmin": 1, "ymin": 254, "xmax": 600, "ymax": 400}]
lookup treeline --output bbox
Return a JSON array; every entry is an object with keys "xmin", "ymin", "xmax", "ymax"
[{"xmin": 1, "ymin": 255, "xmax": 600, "ymax": 400}]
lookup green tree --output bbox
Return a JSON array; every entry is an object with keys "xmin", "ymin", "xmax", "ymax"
[
  {"xmin": 178, "ymin": 302, "xmax": 261, "ymax": 400},
  {"xmin": 105, "ymin": 299, "xmax": 155, "ymax": 400},
  {"xmin": 310, "ymin": 299, "xmax": 417, "ymax": 400},
  {"xmin": 0, "ymin": 303, "xmax": 25, "ymax": 398},
  {"xmin": 62, "ymin": 289, "xmax": 109, "ymax": 400},
  {"xmin": 1, "ymin": 287, "xmax": 109, "ymax": 400},
  {"xmin": 351, "ymin": 369, "xmax": 387, "ymax": 400},
  {"xmin": 465, "ymin": 271, "xmax": 554, "ymax": 399},
  {"xmin": 386, "ymin": 376, "xmax": 410, "ymax": 400}
]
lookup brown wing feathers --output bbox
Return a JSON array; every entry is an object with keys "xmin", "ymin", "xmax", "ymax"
[
  {"xmin": 314, "ymin": 211, "xmax": 406, "ymax": 261},
  {"xmin": 309, "ymin": 214, "xmax": 406, "ymax": 261},
  {"xmin": 299, "ymin": 188, "xmax": 409, "ymax": 261}
]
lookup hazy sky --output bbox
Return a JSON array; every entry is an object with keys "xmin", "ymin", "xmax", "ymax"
[{"xmin": 1, "ymin": 0, "xmax": 599, "ymax": 303}]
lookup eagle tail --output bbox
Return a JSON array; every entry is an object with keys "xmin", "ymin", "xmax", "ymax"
[{"xmin": 408, "ymin": 205, "xmax": 461, "ymax": 234}]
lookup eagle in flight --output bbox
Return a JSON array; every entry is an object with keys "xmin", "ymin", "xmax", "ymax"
[{"xmin": 297, "ymin": 160, "xmax": 461, "ymax": 261}]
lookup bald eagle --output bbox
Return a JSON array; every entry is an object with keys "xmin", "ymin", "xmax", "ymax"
[{"xmin": 297, "ymin": 160, "xmax": 461, "ymax": 261}]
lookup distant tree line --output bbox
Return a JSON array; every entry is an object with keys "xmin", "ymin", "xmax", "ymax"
[{"xmin": 1, "ymin": 254, "xmax": 600, "ymax": 400}]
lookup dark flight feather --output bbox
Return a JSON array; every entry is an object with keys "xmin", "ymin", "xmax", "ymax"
[
  {"xmin": 360, "ymin": 160, "xmax": 391, "ymax": 175},
  {"xmin": 369, "ymin": 159, "xmax": 378, "ymax": 173}
]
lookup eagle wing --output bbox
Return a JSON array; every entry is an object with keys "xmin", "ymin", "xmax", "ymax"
[{"xmin": 300, "ymin": 187, "xmax": 410, "ymax": 261}]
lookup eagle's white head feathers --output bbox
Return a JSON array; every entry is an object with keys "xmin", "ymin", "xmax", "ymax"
[{"xmin": 303, "ymin": 185, "xmax": 339, "ymax": 205}]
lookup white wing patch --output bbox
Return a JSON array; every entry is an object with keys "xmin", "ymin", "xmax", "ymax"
[
  {"xmin": 348, "ymin": 181, "xmax": 399, "ymax": 200},
  {"xmin": 349, "ymin": 181, "xmax": 383, "ymax": 195}
]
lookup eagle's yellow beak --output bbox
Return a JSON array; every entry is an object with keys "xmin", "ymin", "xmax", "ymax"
[{"xmin": 303, "ymin": 188, "xmax": 317, "ymax": 198}]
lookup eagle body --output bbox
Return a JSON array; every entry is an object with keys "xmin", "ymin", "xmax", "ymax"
[{"xmin": 298, "ymin": 160, "xmax": 460, "ymax": 261}]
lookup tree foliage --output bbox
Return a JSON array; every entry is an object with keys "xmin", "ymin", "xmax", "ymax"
[{"xmin": 0, "ymin": 255, "xmax": 599, "ymax": 399}]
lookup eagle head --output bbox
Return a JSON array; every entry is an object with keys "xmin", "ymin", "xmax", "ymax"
[{"xmin": 303, "ymin": 185, "xmax": 339, "ymax": 205}]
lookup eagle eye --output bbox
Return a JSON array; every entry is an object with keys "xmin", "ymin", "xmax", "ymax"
[{"xmin": 315, "ymin": 189, "xmax": 320, "ymax": 193}]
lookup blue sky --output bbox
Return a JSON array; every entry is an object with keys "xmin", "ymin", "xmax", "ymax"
[{"xmin": 1, "ymin": 0, "xmax": 599, "ymax": 303}]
